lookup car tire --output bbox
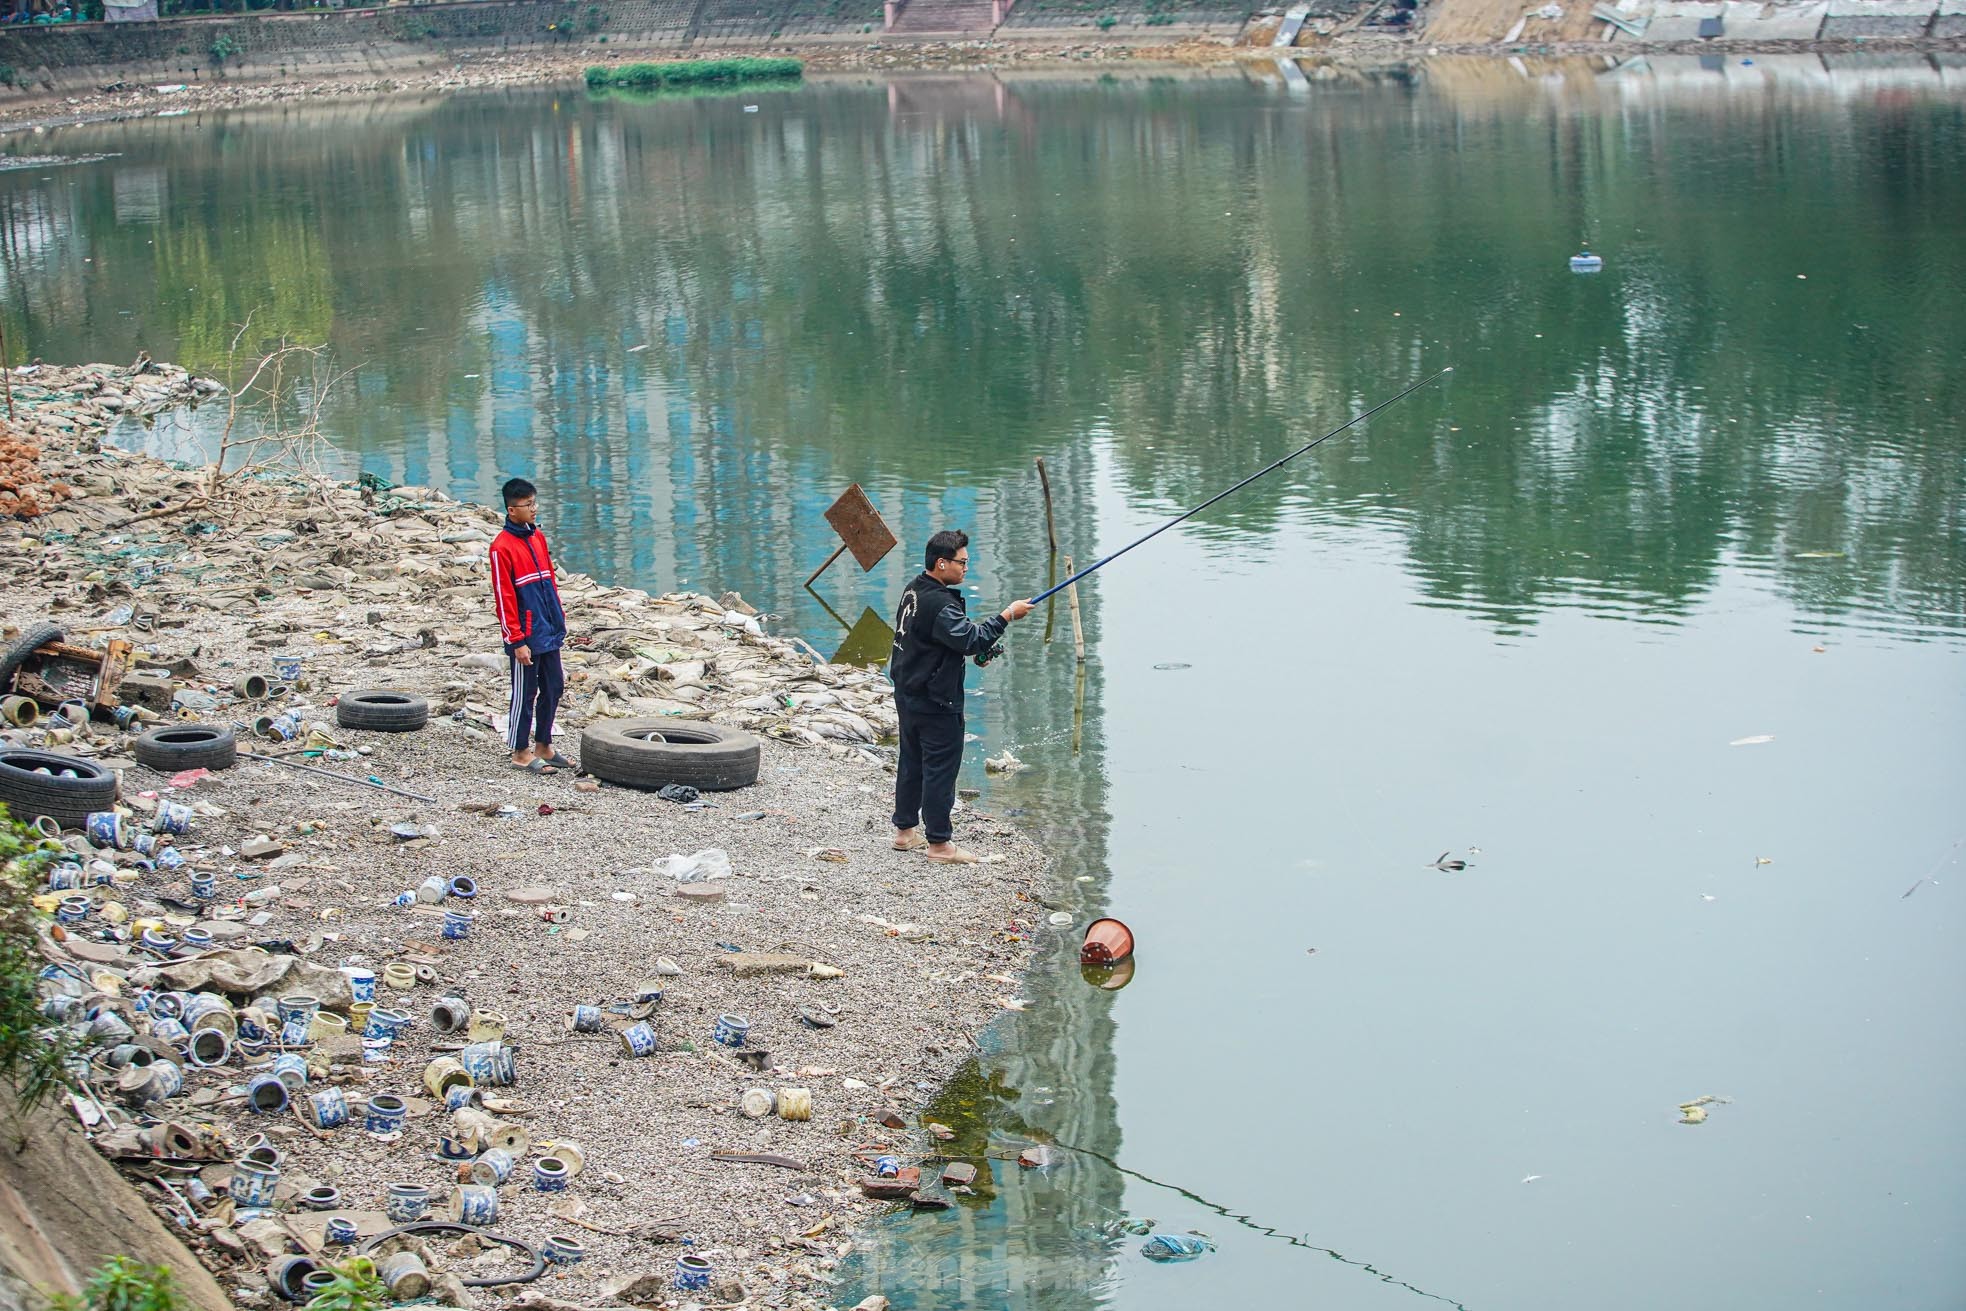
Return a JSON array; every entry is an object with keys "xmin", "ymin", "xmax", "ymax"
[
  {"xmin": 0, "ymin": 623, "xmax": 60, "ymax": 691},
  {"xmin": 335, "ymin": 690, "xmax": 430, "ymax": 733},
  {"xmin": 579, "ymin": 719, "xmax": 762, "ymax": 792},
  {"xmin": 0, "ymin": 749, "xmax": 118, "ymax": 830},
  {"xmin": 133, "ymin": 724, "xmax": 237, "ymax": 773}
]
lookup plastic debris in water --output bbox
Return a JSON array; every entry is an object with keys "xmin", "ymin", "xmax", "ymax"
[
  {"xmin": 1140, "ymin": 1232, "xmax": 1216, "ymax": 1262},
  {"xmin": 1678, "ymin": 1094, "xmax": 1729, "ymax": 1125}
]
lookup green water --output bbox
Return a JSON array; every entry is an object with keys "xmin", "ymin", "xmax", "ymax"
[{"xmin": 5, "ymin": 58, "xmax": 1963, "ymax": 1310}]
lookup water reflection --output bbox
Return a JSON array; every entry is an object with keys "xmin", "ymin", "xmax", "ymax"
[
  {"xmin": 10, "ymin": 58, "xmax": 1958, "ymax": 647},
  {"xmin": 5, "ymin": 58, "xmax": 1964, "ymax": 1310}
]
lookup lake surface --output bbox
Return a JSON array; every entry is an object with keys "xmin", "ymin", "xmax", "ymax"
[{"xmin": 5, "ymin": 55, "xmax": 1964, "ymax": 1310}]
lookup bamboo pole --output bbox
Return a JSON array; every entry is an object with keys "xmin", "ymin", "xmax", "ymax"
[
  {"xmin": 0, "ymin": 324, "xmax": 13, "ymax": 423},
  {"xmin": 1035, "ymin": 456, "xmax": 1059, "ymax": 554},
  {"xmin": 1061, "ymin": 553, "xmax": 1086, "ymax": 665},
  {"xmin": 1071, "ymin": 663, "xmax": 1086, "ymax": 755},
  {"xmin": 1042, "ymin": 554, "xmax": 1057, "ymax": 644}
]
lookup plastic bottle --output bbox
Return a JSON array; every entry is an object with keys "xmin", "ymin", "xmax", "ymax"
[{"xmin": 1140, "ymin": 1233, "xmax": 1215, "ymax": 1262}]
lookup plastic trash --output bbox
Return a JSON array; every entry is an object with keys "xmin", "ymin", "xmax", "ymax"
[
  {"xmin": 656, "ymin": 848, "xmax": 732, "ymax": 882},
  {"xmin": 1140, "ymin": 1233, "xmax": 1216, "ymax": 1263}
]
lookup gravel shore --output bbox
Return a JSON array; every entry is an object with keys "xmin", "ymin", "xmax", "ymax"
[
  {"xmin": 2, "ymin": 361, "xmax": 1050, "ymax": 1308},
  {"xmin": 0, "ymin": 39, "xmax": 1227, "ymax": 135},
  {"xmin": 1, "ymin": 33, "xmax": 1954, "ymax": 138}
]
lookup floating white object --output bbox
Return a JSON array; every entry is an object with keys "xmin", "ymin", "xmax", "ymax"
[{"xmin": 1570, "ymin": 251, "xmax": 1604, "ymax": 272}]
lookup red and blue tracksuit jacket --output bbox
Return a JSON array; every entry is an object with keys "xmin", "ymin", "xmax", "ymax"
[{"xmin": 489, "ymin": 520, "xmax": 567, "ymax": 656}]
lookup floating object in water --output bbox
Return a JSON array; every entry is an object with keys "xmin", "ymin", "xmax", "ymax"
[
  {"xmin": 1080, "ymin": 917, "xmax": 1134, "ymax": 966},
  {"xmin": 1141, "ymin": 1232, "xmax": 1216, "ymax": 1262},
  {"xmin": 1569, "ymin": 249, "xmax": 1604, "ymax": 273}
]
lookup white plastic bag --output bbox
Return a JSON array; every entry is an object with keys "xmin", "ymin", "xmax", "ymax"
[{"xmin": 656, "ymin": 848, "xmax": 733, "ymax": 882}]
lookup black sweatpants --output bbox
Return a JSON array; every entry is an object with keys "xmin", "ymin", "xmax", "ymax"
[
  {"xmin": 507, "ymin": 648, "xmax": 565, "ymax": 752},
  {"xmin": 892, "ymin": 710, "xmax": 964, "ymax": 845}
]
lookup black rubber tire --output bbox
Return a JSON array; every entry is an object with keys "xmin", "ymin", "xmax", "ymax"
[
  {"xmin": 580, "ymin": 719, "xmax": 762, "ymax": 792},
  {"xmin": 0, "ymin": 623, "xmax": 60, "ymax": 692},
  {"xmin": 335, "ymin": 690, "xmax": 429, "ymax": 733},
  {"xmin": 0, "ymin": 750, "xmax": 118, "ymax": 830},
  {"xmin": 133, "ymin": 724, "xmax": 237, "ymax": 773}
]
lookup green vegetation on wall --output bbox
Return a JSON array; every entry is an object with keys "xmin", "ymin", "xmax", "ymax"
[{"xmin": 583, "ymin": 57, "xmax": 804, "ymax": 89}]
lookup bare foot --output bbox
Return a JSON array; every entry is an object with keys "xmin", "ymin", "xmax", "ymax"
[
  {"xmin": 925, "ymin": 842, "xmax": 981, "ymax": 864},
  {"xmin": 510, "ymin": 749, "xmax": 534, "ymax": 767}
]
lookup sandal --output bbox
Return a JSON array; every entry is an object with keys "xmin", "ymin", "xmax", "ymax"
[
  {"xmin": 892, "ymin": 832, "xmax": 928, "ymax": 851},
  {"xmin": 924, "ymin": 845, "xmax": 983, "ymax": 864},
  {"xmin": 512, "ymin": 758, "xmax": 559, "ymax": 775}
]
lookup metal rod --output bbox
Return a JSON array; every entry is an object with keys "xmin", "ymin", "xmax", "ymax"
[
  {"xmin": 803, "ymin": 543, "xmax": 847, "ymax": 590},
  {"xmin": 237, "ymin": 750, "xmax": 437, "ymax": 802},
  {"xmin": 1028, "ymin": 367, "xmax": 1452, "ymax": 605},
  {"xmin": 0, "ymin": 324, "xmax": 12, "ymax": 422}
]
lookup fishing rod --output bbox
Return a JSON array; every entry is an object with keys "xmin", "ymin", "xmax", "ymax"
[{"xmin": 977, "ymin": 366, "xmax": 1452, "ymax": 664}]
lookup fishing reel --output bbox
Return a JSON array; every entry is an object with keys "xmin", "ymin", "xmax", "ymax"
[{"xmin": 974, "ymin": 641, "xmax": 1006, "ymax": 668}]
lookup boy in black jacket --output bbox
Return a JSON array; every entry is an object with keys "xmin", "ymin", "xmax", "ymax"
[{"xmin": 889, "ymin": 530, "xmax": 1034, "ymax": 863}]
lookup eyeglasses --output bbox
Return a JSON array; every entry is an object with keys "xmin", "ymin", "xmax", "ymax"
[{"xmin": 948, "ymin": 556, "xmax": 970, "ymax": 567}]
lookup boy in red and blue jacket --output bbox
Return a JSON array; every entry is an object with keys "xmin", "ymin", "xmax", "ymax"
[{"xmin": 490, "ymin": 478, "xmax": 571, "ymax": 773}]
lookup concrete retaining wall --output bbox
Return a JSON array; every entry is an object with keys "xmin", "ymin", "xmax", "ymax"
[
  {"xmin": 0, "ymin": 0, "xmax": 886, "ymax": 91},
  {"xmin": 1607, "ymin": 0, "xmax": 1940, "ymax": 38},
  {"xmin": 998, "ymin": 5, "xmax": 1248, "ymax": 29},
  {"xmin": 1722, "ymin": 0, "xmax": 1830, "ymax": 38},
  {"xmin": 1820, "ymin": 0, "xmax": 1934, "ymax": 33}
]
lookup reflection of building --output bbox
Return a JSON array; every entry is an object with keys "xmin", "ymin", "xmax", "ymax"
[{"xmin": 843, "ymin": 441, "xmax": 1130, "ymax": 1310}]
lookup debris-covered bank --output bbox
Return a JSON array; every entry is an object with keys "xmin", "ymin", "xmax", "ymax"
[{"xmin": 0, "ymin": 360, "xmax": 1048, "ymax": 1309}]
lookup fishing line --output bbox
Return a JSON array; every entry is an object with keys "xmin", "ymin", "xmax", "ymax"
[
  {"xmin": 1034, "ymin": 1136, "xmax": 1475, "ymax": 1309},
  {"xmin": 1025, "ymin": 366, "xmax": 1454, "ymax": 607}
]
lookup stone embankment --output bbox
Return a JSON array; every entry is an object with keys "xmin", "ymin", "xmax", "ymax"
[{"xmin": 1, "ymin": 359, "xmax": 1049, "ymax": 1308}]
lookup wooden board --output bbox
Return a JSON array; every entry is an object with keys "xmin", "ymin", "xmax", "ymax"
[{"xmin": 822, "ymin": 484, "xmax": 898, "ymax": 573}]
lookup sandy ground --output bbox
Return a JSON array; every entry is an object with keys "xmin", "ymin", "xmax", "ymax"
[{"xmin": 2, "ymin": 361, "xmax": 1055, "ymax": 1309}]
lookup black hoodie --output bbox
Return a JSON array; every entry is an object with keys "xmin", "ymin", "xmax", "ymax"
[{"xmin": 888, "ymin": 573, "xmax": 1008, "ymax": 716}]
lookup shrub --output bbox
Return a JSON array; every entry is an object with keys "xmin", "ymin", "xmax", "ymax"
[
  {"xmin": 0, "ymin": 807, "xmax": 70, "ymax": 1124},
  {"xmin": 583, "ymin": 57, "xmax": 803, "ymax": 89},
  {"xmin": 301, "ymin": 1259, "xmax": 386, "ymax": 1311},
  {"xmin": 1095, "ymin": 13, "xmax": 1117, "ymax": 27},
  {"xmin": 209, "ymin": 34, "xmax": 243, "ymax": 62},
  {"xmin": 47, "ymin": 1258, "xmax": 184, "ymax": 1311}
]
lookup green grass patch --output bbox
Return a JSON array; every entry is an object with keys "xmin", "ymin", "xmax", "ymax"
[{"xmin": 583, "ymin": 57, "xmax": 803, "ymax": 89}]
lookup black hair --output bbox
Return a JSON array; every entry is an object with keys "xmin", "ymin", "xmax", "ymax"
[
  {"xmin": 502, "ymin": 478, "xmax": 537, "ymax": 507},
  {"xmin": 925, "ymin": 529, "xmax": 969, "ymax": 572}
]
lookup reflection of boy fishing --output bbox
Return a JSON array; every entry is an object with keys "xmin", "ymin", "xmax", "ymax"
[{"xmin": 888, "ymin": 530, "xmax": 1033, "ymax": 864}]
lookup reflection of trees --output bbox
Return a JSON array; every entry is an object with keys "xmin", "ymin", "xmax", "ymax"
[{"xmin": 2, "ymin": 69, "xmax": 1960, "ymax": 639}]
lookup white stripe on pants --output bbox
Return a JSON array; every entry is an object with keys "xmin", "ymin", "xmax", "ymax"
[{"xmin": 508, "ymin": 652, "xmax": 528, "ymax": 751}]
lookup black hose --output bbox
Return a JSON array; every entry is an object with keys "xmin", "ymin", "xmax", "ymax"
[{"xmin": 355, "ymin": 1221, "xmax": 545, "ymax": 1286}]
